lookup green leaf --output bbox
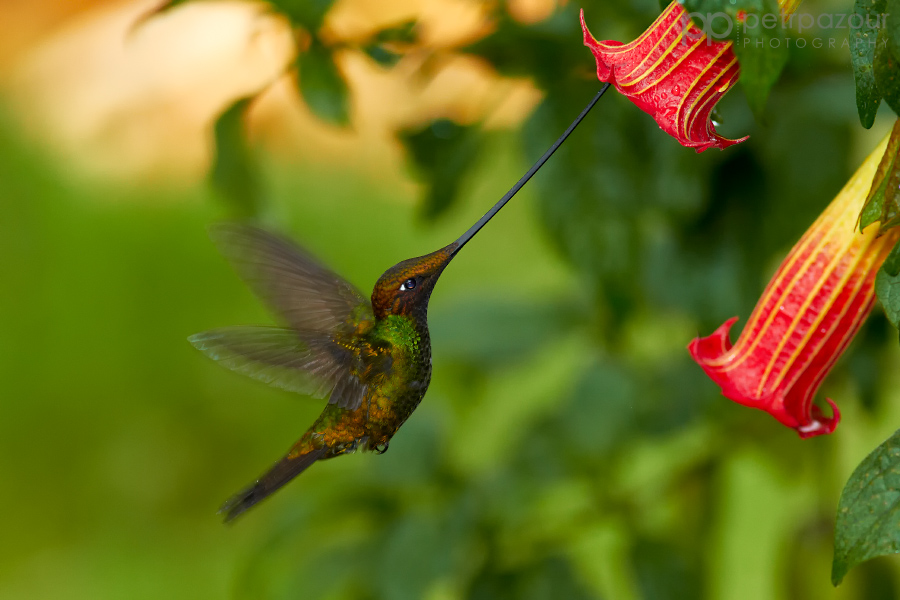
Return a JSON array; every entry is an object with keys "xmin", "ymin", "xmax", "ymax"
[
  {"xmin": 270, "ymin": 0, "xmax": 335, "ymax": 31},
  {"xmin": 886, "ymin": 0, "xmax": 900, "ymax": 63},
  {"xmin": 398, "ymin": 119, "xmax": 484, "ymax": 220},
  {"xmin": 859, "ymin": 118, "xmax": 900, "ymax": 233},
  {"xmin": 362, "ymin": 21, "xmax": 417, "ymax": 67},
  {"xmin": 850, "ymin": 0, "xmax": 886, "ymax": 128},
  {"xmin": 297, "ymin": 41, "xmax": 350, "ymax": 127},
  {"xmin": 683, "ymin": 0, "xmax": 789, "ymax": 115},
  {"xmin": 876, "ymin": 239, "xmax": 900, "ymax": 329},
  {"xmin": 875, "ymin": 29, "xmax": 900, "ymax": 116},
  {"xmin": 732, "ymin": 0, "xmax": 789, "ymax": 115},
  {"xmin": 859, "ymin": 175, "xmax": 890, "ymax": 232},
  {"xmin": 209, "ymin": 98, "xmax": 263, "ymax": 218},
  {"xmin": 362, "ymin": 45, "xmax": 403, "ymax": 68},
  {"xmin": 371, "ymin": 20, "xmax": 417, "ymax": 44},
  {"xmin": 833, "ymin": 429, "xmax": 900, "ymax": 585},
  {"xmin": 884, "ymin": 237, "xmax": 900, "ymax": 277}
]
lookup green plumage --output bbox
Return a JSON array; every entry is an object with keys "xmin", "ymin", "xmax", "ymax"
[{"xmin": 191, "ymin": 224, "xmax": 454, "ymax": 521}]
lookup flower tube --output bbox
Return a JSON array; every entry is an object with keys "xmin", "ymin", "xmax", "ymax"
[
  {"xmin": 689, "ymin": 137, "xmax": 900, "ymax": 438},
  {"xmin": 580, "ymin": 2, "xmax": 745, "ymax": 152}
]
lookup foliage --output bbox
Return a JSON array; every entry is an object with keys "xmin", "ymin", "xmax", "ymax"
[
  {"xmin": 860, "ymin": 0, "xmax": 900, "ymax": 124},
  {"xmin": 850, "ymin": 0, "xmax": 885, "ymax": 127},
  {"xmin": 7, "ymin": 0, "xmax": 900, "ymax": 598},
  {"xmin": 296, "ymin": 39, "xmax": 350, "ymax": 126},
  {"xmin": 210, "ymin": 98, "xmax": 263, "ymax": 218},
  {"xmin": 876, "ymin": 240, "xmax": 900, "ymax": 329},
  {"xmin": 833, "ymin": 429, "xmax": 900, "ymax": 585},
  {"xmin": 858, "ymin": 119, "xmax": 900, "ymax": 232},
  {"xmin": 399, "ymin": 120, "xmax": 485, "ymax": 220}
]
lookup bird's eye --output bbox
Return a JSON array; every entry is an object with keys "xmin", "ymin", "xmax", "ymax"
[{"xmin": 400, "ymin": 278, "xmax": 417, "ymax": 291}]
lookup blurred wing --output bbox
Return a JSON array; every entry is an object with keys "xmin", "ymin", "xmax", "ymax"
[
  {"xmin": 209, "ymin": 223, "xmax": 374, "ymax": 334},
  {"xmin": 190, "ymin": 327, "xmax": 371, "ymax": 409}
]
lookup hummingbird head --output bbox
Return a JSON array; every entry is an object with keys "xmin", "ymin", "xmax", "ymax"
[
  {"xmin": 370, "ymin": 86, "xmax": 611, "ymax": 320},
  {"xmin": 371, "ymin": 242, "xmax": 459, "ymax": 318}
]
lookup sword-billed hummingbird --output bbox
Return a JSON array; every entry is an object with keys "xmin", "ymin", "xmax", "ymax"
[{"xmin": 192, "ymin": 84, "xmax": 610, "ymax": 522}]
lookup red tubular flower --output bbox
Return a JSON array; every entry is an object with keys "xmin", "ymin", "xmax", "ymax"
[
  {"xmin": 581, "ymin": 2, "xmax": 745, "ymax": 152},
  {"xmin": 689, "ymin": 138, "xmax": 900, "ymax": 438}
]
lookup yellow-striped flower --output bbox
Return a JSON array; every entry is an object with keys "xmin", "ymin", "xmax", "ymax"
[
  {"xmin": 581, "ymin": 1, "xmax": 745, "ymax": 152},
  {"xmin": 581, "ymin": 0, "xmax": 800, "ymax": 152},
  {"xmin": 689, "ymin": 137, "xmax": 900, "ymax": 438}
]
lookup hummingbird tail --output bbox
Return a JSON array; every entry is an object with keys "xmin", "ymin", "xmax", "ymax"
[{"xmin": 219, "ymin": 446, "xmax": 328, "ymax": 523}]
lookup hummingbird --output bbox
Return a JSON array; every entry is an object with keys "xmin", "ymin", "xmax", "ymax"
[{"xmin": 191, "ymin": 84, "xmax": 611, "ymax": 522}]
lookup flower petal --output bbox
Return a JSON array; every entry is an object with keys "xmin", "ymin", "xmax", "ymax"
[
  {"xmin": 689, "ymin": 136, "xmax": 900, "ymax": 437},
  {"xmin": 581, "ymin": 3, "xmax": 747, "ymax": 152}
]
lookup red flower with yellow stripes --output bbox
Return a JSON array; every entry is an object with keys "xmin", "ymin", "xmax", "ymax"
[
  {"xmin": 581, "ymin": 2, "xmax": 743, "ymax": 152},
  {"xmin": 688, "ymin": 138, "xmax": 900, "ymax": 438}
]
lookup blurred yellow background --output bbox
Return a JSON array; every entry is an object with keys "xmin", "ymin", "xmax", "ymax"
[{"xmin": 1, "ymin": 0, "xmax": 542, "ymax": 185}]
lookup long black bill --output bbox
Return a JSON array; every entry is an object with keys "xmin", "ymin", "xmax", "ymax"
[{"xmin": 450, "ymin": 82, "xmax": 612, "ymax": 256}]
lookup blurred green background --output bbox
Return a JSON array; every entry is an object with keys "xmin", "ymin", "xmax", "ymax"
[{"xmin": 3, "ymin": 0, "xmax": 900, "ymax": 598}]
